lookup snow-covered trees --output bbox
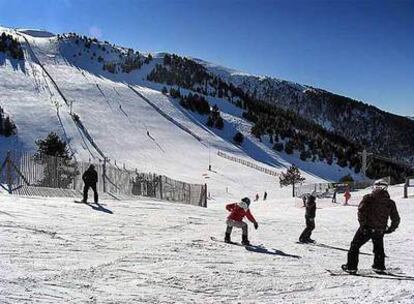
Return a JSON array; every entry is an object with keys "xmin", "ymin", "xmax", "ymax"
[{"xmin": 279, "ymin": 164, "xmax": 306, "ymax": 197}]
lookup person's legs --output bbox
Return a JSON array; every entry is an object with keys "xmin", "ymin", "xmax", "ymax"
[
  {"xmin": 91, "ymin": 183, "xmax": 98, "ymax": 203},
  {"xmin": 226, "ymin": 219, "xmax": 248, "ymax": 243},
  {"xmin": 83, "ymin": 184, "xmax": 90, "ymax": 202},
  {"xmin": 306, "ymin": 217, "xmax": 315, "ymax": 241},
  {"xmin": 299, "ymin": 216, "xmax": 314, "ymax": 242},
  {"xmin": 347, "ymin": 228, "xmax": 371, "ymax": 270},
  {"xmin": 372, "ymin": 232, "xmax": 385, "ymax": 270}
]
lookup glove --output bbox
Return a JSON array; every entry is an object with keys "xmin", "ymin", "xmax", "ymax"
[
  {"xmin": 254, "ymin": 222, "xmax": 258, "ymax": 230},
  {"xmin": 384, "ymin": 226, "xmax": 394, "ymax": 234}
]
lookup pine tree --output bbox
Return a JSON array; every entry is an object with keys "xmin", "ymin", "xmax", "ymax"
[
  {"xmin": 3, "ymin": 116, "xmax": 16, "ymax": 137},
  {"xmin": 279, "ymin": 164, "xmax": 305, "ymax": 197},
  {"xmin": 233, "ymin": 132, "xmax": 244, "ymax": 145},
  {"xmin": 35, "ymin": 132, "xmax": 77, "ymax": 188}
]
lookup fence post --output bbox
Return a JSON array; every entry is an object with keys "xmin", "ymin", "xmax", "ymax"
[
  {"xmin": 6, "ymin": 151, "xmax": 13, "ymax": 194},
  {"xmin": 159, "ymin": 175, "xmax": 163, "ymax": 200},
  {"xmin": 102, "ymin": 157, "xmax": 107, "ymax": 193},
  {"xmin": 204, "ymin": 183, "xmax": 207, "ymax": 207}
]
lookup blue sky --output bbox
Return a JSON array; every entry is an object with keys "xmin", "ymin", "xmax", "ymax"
[{"xmin": 1, "ymin": 0, "xmax": 413, "ymax": 116}]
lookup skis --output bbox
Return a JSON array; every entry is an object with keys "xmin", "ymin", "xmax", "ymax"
[{"xmin": 326, "ymin": 269, "xmax": 414, "ymax": 281}]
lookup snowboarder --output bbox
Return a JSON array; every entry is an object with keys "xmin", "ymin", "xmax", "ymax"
[
  {"xmin": 332, "ymin": 188, "xmax": 337, "ymax": 204},
  {"xmin": 344, "ymin": 187, "xmax": 351, "ymax": 205},
  {"xmin": 224, "ymin": 197, "xmax": 258, "ymax": 245},
  {"xmin": 263, "ymin": 191, "xmax": 268, "ymax": 201},
  {"xmin": 82, "ymin": 164, "xmax": 99, "ymax": 204},
  {"xmin": 342, "ymin": 179, "xmax": 400, "ymax": 274},
  {"xmin": 299, "ymin": 194, "xmax": 316, "ymax": 243}
]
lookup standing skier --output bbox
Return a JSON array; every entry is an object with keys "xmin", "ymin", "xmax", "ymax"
[
  {"xmin": 263, "ymin": 191, "xmax": 268, "ymax": 201},
  {"xmin": 344, "ymin": 187, "xmax": 351, "ymax": 205},
  {"xmin": 224, "ymin": 197, "xmax": 258, "ymax": 245},
  {"xmin": 342, "ymin": 179, "xmax": 400, "ymax": 274},
  {"xmin": 299, "ymin": 194, "xmax": 317, "ymax": 243},
  {"xmin": 82, "ymin": 164, "xmax": 99, "ymax": 204}
]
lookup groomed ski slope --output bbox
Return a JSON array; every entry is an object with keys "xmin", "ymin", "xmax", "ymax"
[
  {"xmin": 0, "ymin": 185, "xmax": 413, "ymax": 303},
  {"xmin": 1, "ymin": 28, "xmax": 362, "ymax": 195}
]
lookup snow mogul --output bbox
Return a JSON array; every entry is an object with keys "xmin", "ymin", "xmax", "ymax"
[
  {"xmin": 224, "ymin": 197, "xmax": 258, "ymax": 245},
  {"xmin": 299, "ymin": 193, "xmax": 317, "ymax": 243},
  {"xmin": 342, "ymin": 179, "xmax": 400, "ymax": 274}
]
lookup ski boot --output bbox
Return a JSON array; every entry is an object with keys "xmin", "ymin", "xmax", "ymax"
[
  {"xmin": 241, "ymin": 235, "xmax": 250, "ymax": 246},
  {"xmin": 341, "ymin": 264, "xmax": 357, "ymax": 274},
  {"xmin": 306, "ymin": 238, "xmax": 315, "ymax": 243},
  {"xmin": 372, "ymin": 265, "xmax": 386, "ymax": 274},
  {"xmin": 224, "ymin": 233, "xmax": 231, "ymax": 243}
]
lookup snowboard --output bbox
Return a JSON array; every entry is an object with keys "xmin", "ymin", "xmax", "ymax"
[
  {"xmin": 74, "ymin": 200, "xmax": 106, "ymax": 206},
  {"xmin": 326, "ymin": 268, "xmax": 414, "ymax": 281},
  {"xmin": 210, "ymin": 236, "xmax": 251, "ymax": 247}
]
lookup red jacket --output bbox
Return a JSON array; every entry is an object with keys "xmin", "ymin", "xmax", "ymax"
[{"xmin": 226, "ymin": 203, "xmax": 257, "ymax": 223}]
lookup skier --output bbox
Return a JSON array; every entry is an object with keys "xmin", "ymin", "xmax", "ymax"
[
  {"xmin": 299, "ymin": 194, "xmax": 317, "ymax": 243},
  {"xmin": 82, "ymin": 164, "xmax": 99, "ymax": 204},
  {"xmin": 344, "ymin": 187, "xmax": 351, "ymax": 205},
  {"xmin": 224, "ymin": 197, "xmax": 258, "ymax": 245},
  {"xmin": 263, "ymin": 191, "xmax": 268, "ymax": 201},
  {"xmin": 332, "ymin": 188, "xmax": 337, "ymax": 204},
  {"xmin": 342, "ymin": 179, "xmax": 400, "ymax": 274},
  {"xmin": 254, "ymin": 193, "xmax": 259, "ymax": 201}
]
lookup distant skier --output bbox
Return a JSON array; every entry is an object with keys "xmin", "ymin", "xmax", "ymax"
[
  {"xmin": 224, "ymin": 197, "xmax": 258, "ymax": 245},
  {"xmin": 263, "ymin": 191, "xmax": 268, "ymax": 201},
  {"xmin": 82, "ymin": 164, "xmax": 98, "ymax": 204},
  {"xmin": 299, "ymin": 194, "xmax": 317, "ymax": 243},
  {"xmin": 342, "ymin": 179, "xmax": 400, "ymax": 274},
  {"xmin": 332, "ymin": 188, "xmax": 337, "ymax": 204},
  {"xmin": 344, "ymin": 187, "xmax": 351, "ymax": 205},
  {"xmin": 254, "ymin": 193, "xmax": 259, "ymax": 201}
]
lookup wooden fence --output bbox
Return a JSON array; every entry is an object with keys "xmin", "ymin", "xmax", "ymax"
[
  {"xmin": 217, "ymin": 150, "xmax": 279, "ymax": 177},
  {"xmin": 0, "ymin": 151, "xmax": 207, "ymax": 207}
]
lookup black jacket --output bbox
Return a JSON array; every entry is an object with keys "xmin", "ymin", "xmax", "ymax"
[
  {"xmin": 358, "ymin": 190, "xmax": 400, "ymax": 231},
  {"xmin": 305, "ymin": 196, "xmax": 316, "ymax": 218},
  {"xmin": 82, "ymin": 167, "xmax": 98, "ymax": 185}
]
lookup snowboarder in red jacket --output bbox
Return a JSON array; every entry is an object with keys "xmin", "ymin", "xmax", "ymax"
[{"xmin": 225, "ymin": 197, "xmax": 258, "ymax": 245}]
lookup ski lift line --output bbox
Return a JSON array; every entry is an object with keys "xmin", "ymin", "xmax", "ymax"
[
  {"xmin": 17, "ymin": 34, "xmax": 77, "ymax": 158},
  {"xmin": 19, "ymin": 33, "xmax": 107, "ymax": 161},
  {"xmin": 127, "ymin": 85, "xmax": 203, "ymax": 143}
]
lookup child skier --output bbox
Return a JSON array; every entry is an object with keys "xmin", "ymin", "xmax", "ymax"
[
  {"xmin": 224, "ymin": 197, "xmax": 258, "ymax": 245},
  {"xmin": 299, "ymin": 194, "xmax": 317, "ymax": 243}
]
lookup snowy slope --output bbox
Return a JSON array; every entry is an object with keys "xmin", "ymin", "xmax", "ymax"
[
  {"xmin": 1, "ymin": 26, "xmax": 364, "ymax": 203},
  {"xmin": 0, "ymin": 186, "xmax": 413, "ymax": 303}
]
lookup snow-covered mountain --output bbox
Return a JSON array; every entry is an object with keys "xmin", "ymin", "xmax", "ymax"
[{"xmin": 1, "ymin": 26, "xmax": 411, "ymax": 193}]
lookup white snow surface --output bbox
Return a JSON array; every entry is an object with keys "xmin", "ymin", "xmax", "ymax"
[{"xmin": 0, "ymin": 185, "xmax": 413, "ymax": 303}]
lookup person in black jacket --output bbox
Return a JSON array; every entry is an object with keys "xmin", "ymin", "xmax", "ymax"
[
  {"xmin": 342, "ymin": 179, "xmax": 400, "ymax": 274},
  {"xmin": 82, "ymin": 164, "xmax": 98, "ymax": 203},
  {"xmin": 299, "ymin": 194, "xmax": 317, "ymax": 243}
]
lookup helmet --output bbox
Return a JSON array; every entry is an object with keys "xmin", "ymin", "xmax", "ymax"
[
  {"xmin": 239, "ymin": 197, "xmax": 251, "ymax": 210},
  {"xmin": 89, "ymin": 164, "xmax": 95, "ymax": 170},
  {"xmin": 373, "ymin": 179, "xmax": 388, "ymax": 191}
]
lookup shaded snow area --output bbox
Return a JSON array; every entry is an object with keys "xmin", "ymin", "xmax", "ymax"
[{"xmin": 1, "ymin": 185, "xmax": 413, "ymax": 303}]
